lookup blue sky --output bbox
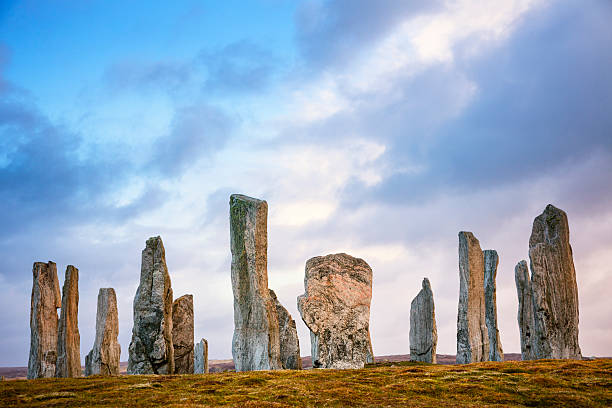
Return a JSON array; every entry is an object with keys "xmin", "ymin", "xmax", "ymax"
[{"xmin": 1, "ymin": 0, "xmax": 611, "ymax": 366}]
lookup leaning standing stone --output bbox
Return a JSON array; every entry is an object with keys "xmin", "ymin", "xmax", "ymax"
[
  {"xmin": 230, "ymin": 194, "xmax": 282, "ymax": 371},
  {"xmin": 172, "ymin": 294, "xmax": 194, "ymax": 374},
  {"xmin": 85, "ymin": 288, "xmax": 121, "ymax": 376},
  {"xmin": 456, "ymin": 232, "xmax": 489, "ymax": 364},
  {"xmin": 514, "ymin": 260, "xmax": 535, "ymax": 360},
  {"xmin": 128, "ymin": 236, "xmax": 174, "ymax": 374},
  {"xmin": 27, "ymin": 261, "xmax": 61, "ymax": 379},
  {"xmin": 297, "ymin": 253, "xmax": 374, "ymax": 369},
  {"xmin": 483, "ymin": 250, "xmax": 503, "ymax": 362},
  {"xmin": 270, "ymin": 290, "xmax": 301, "ymax": 369},
  {"xmin": 56, "ymin": 265, "xmax": 81, "ymax": 377},
  {"xmin": 528, "ymin": 204, "xmax": 582, "ymax": 359},
  {"xmin": 410, "ymin": 278, "xmax": 437, "ymax": 363},
  {"xmin": 194, "ymin": 338, "xmax": 209, "ymax": 374}
]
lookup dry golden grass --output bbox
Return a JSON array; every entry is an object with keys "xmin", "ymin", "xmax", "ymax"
[{"xmin": 1, "ymin": 359, "xmax": 610, "ymax": 407}]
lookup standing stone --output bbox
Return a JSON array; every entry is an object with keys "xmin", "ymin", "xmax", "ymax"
[
  {"xmin": 515, "ymin": 260, "xmax": 536, "ymax": 360},
  {"xmin": 194, "ymin": 338, "xmax": 209, "ymax": 374},
  {"xmin": 483, "ymin": 250, "xmax": 503, "ymax": 362},
  {"xmin": 456, "ymin": 232, "xmax": 489, "ymax": 364},
  {"xmin": 297, "ymin": 253, "xmax": 374, "ymax": 369},
  {"xmin": 128, "ymin": 236, "xmax": 174, "ymax": 374},
  {"xmin": 56, "ymin": 265, "xmax": 81, "ymax": 377},
  {"xmin": 85, "ymin": 288, "xmax": 121, "ymax": 376},
  {"xmin": 269, "ymin": 290, "xmax": 301, "ymax": 369},
  {"xmin": 27, "ymin": 262, "xmax": 61, "ymax": 379},
  {"xmin": 172, "ymin": 294, "xmax": 194, "ymax": 374},
  {"xmin": 528, "ymin": 204, "xmax": 581, "ymax": 359},
  {"xmin": 410, "ymin": 278, "xmax": 437, "ymax": 363},
  {"xmin": 230, "ymin": 194, "xmax": 283, "ymax": 371}
]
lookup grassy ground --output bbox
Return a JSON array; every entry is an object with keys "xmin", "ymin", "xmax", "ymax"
[{"xmin": 1, "ymin": 359, "xmax": 610, "ymax": 407}]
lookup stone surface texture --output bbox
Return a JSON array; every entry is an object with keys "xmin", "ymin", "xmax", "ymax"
[
  {"xmin": 85, "ymin": 288, "xmax": 121, "ymax": 376},
  {"xmin": 528, "ymin": 204, "xmax": 582, "ymax": 359},
  {"xmin": 514, "ymin": 260, "xmax": 536, "ymax": 360},
  {"xmin": 27, "ymin": 261, "xmax": 61, "ymax": 379},
  {"xmin": 270, "ymin": 289, "xmax": 302, "ymax": 369},
  {"xmin": 230, "ymin": 194, "xmax": 283, "ymax": 371},
  {"xmin": 456, "ymin": 232, "xmax": 489, "ymax": 364},
  {"xmin": 297, "ymin": 253, "xmax": 374, "ymax": 369},
  {"xmin": 56, "ymin": 265, "xmax": 81, "ymax": 377},
  {"xmin": 409, "ymin": 278, "xmax": 437, "ymax": 363},
  {"xmin": 194, "ymin": 338, "xmax": 209, "ymax": 374},
  {"xmin": 483, "ymin": 250, "xmax": 504, "ymax": 362},
  {"xmin": 128, "ymin": 236, "xmax": 174, "ymax": 374},
  {"xmin": 172, "ymin": 294, "xmax": 194, "ymax": 374}
]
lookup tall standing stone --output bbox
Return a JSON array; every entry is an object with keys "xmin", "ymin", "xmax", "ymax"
[
  {"xmin": 194, "ymin": 338, "xmax": 209, "ymax": 374},
  {"xmin": 456, "ymin": 232, "xmax": 489, "ymax": 364},
  {"xmin": 514, "ymin": 260, "xmax": 535, "ymax": 360},
  {"xmin": 128, "ymin": 236, "xmax": 174, "ymax": 374},
  {"xmin": 269, "ymin": 290, "xmax": 301, "ymax": 369},
  {"xmin": 483, "ymin": 250, "xmax": 503, "ymax": 362},
  {"xmin": 56, "ymin": 265, "xmax": 81, "ymax": 377},
  {"xmin": 172, "ymin": 294, "xmax": 194, "ymax": 374},
  {"xmin": 528, "ymin": 204, "xmax": 581, "ymax": 359},
  {"xmin": 410, "ymin": 278, "xmax": 437, "ymax": 363},
  {"xmin": 27, "ymin": 262, "xmax": 61, "ymax": 379},
  {"xmin": 230, "ymin": 194, "xmax": 283, "ymax": 371},
  {"xmin": 297, "ymin": 253, "xmax": 374, "ymax": 369},
  {"xmin": 85, "ymin": 288, "xmax": 121, "ymax": 376}
]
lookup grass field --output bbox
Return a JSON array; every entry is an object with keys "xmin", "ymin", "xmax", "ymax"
[{"xmin": 1, "ymin": 359, "xmax": 610, "ymax": 407}]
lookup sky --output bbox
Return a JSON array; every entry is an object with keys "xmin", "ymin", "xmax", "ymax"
[{"xmin": 0, "ymin": 0, "xmax": 611, "ymax": 366}]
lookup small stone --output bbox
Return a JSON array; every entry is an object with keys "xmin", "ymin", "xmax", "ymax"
[
  {"xmin": 194, "ymin": 338, "xmax": 209, "ymax": 374},
  {"xmin": 456, "ymin": 232, "xmax": 489, "ymax": 364},
  {"xmin": 297, "ymin": 253, "xmax": 374, "ymax": 369},
  {"xmin": 270, "ymin": 290, "xmax": 301, "ymax": 369},
  {"xmin": 514, "ymin": 260, "xmax": 535, "ymax": 361},
  {"xmin": 410, "ymin": 278, "xmax": 437, "ymax": 363},
  {"xmin": 128, "ymin": 236, "xmax": 174, "ymax": 374},
  {"xmin": 483, "ymin": 250, "xmax": 503, "ymax": 362},
  {"xmin": 172, "ymin": 294, "xmax": 194, "ymax": 374},
  {"xmin": 56, "ymin": 265, "xmax": 81, "ymax": 377},
  {"xmin": 27, "ymin": 261, "xmax": 61, "ymax": 379},
  {"xmin": 85, "ymin": 288, "xmax": 121, "ymax": 376}
]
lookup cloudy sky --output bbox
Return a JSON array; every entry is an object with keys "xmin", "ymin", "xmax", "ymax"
[{"xmin": 1, "ymin": 0, "xmax": 611, "ymax": 366}]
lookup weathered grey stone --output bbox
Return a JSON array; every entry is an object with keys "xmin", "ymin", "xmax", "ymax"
[
  {"xmin": 457, "ymin": 232, "xmax": 489, "ymax": 364},
  {"xmin": 56, "ymin": 265, "xmax": 81, "ymax": 377},
  {"xmin": 514, "ymin": 260, "xmax": 536, "ymax": 361},
  {"xmin": 269, "ymin": 290, "xmax": 301, "ymax": 369},
  {"xmin": 85, "ymin": 288, "xmax": 121, "ymax": 376},
  {"xmin": 410, "ymin": 278, "xmax": 437, "ymax": 363},
  {"xmin": 297, "ymin": 253, "xmax": 374, "ymax": 369},
  {"xmin": 528, "ymin": 204, "xmax": 581, "ymax": 359},
  {"xmin": 172, "ymin": 294, "xmax": 194, "ymax": 374},
  {"xmin": 484, "ymin": 250, "xmax": 503, "ymax": 362},
  {"xmin": 28, "ymin": 261, "xmax": 61, "ymax": 379},
  {"xmin": 194, "ymin": 338, "xmax": 209, "ymax": 374},
  {"xmin": 128, "ymin": 236, "xmax": 174, "ymax": 374},
  {"xmin": 230, "ymin": 194, "xmax": 282, "ymax": 371}
]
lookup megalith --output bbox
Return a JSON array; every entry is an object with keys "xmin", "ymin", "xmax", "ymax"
[
  {"xmin": 85, "ymin": 288, "xmax": 121, "ymax": 376},
  {"xmin": 409, "ymin": 278, "xmax": 437, "ymax": 363},
  {"xmin": 483, "ymin": 250, "xmax": 503, "ymax": 362},
  {"xmin": 172, "ymin": 294, "xmax": 194, "ymax": 374},
  {"xmin": 514, "ymin": 260, "xmax": 535, "ymax": 360},
  {"xmin": 230, "ymin": 194, "xmax": 284, "ymax": 371},
  {"xmin": 297, "ymin": 253, "xmax": 374, "ymax": 369},
  {"xmin": 270, "ymin": 289, "xmax": 301, "ymax": 369},
  {"xmin": 528, "ymin": 204, "xmax": 581, "ymax": 359},
  {"xmin": 456, "ymin": 232, "xmax": 489, "ymax": 364},
  {"xmin": 194, "ymin": 338, "xmax": 209, "ymax": 374},
  {"xmin": 56, "ymin": 265, "xmax": 81, "ymax": 377},
  {"xmin": 27, "ymin": 261, "xmax": 61, "ymax": 379},
  {"xmin": 128, "ymin": 236, "xmax": 174, "ymax": 374}
]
